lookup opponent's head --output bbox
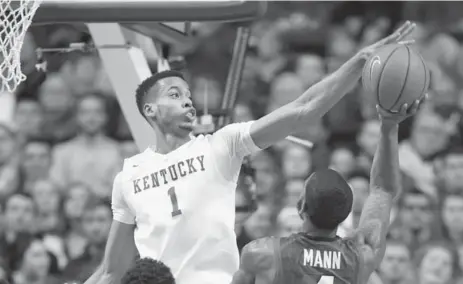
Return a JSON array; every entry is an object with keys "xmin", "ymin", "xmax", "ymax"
[
  {"xmin": 121, "ymin": 258, "xmax": 175, "ymax": 284},
  {"xmin": 297, "ymin": 169, "xmax": 353, "ymax": 232},
  {"xmin": 135, "ymin": 70, "xmax": 196, "ymax": 138}
]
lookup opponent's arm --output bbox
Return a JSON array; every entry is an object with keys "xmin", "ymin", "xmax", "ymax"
[
  {"xmin": 231, "ymin": 238, "xmax": 274, "ymax": 284},
  {"xmin": 84, "ymin": 221, "xmax": 137, "ymax": 284},
  {"xmin": 356, "ymin": 101, "xmax": 422, "ymax": 284},
  {"xmin": 249, "ymin": 21, "xmax": 415, "ymax": 150}
]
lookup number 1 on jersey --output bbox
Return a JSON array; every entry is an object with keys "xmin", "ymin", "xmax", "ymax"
[
  {"xmin": 168, "ymin": 187, "xmax": 182, "ymax": 217},
  {"xmin": 318, "ymin": 276, "xmax": 334, "ymax": 284}
]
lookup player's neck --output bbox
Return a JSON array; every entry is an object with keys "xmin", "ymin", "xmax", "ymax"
[
  {"xmin": 302, "ymin": 222, "xmax": 337, "ymax": 238},
  {"xmin": 151, "ymin": 122, "xmax": 191, "ymax": 154}
]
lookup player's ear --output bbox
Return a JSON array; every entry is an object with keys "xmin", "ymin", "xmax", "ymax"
[{"xmin": 143, "ymin": 103, "xmax": 158, "ymax": 118}]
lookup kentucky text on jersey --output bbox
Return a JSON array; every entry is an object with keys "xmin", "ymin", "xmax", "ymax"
[
  {"xmin": 133, "ymin": 155, "xmax": 205, "ymax": 194},
  {"xmin": 303, "ymin": 248, "xmax": 341, "ymax": 270}
]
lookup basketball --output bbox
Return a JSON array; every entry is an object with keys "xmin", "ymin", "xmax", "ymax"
[{"xmin": 362, "ymin": 44, "xmax": 430, "ymax": 112}]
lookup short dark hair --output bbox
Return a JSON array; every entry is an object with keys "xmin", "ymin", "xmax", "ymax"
[
  {"xmin": 135, "ymin": 70, "xmax": 185, "ymax": 117},
  {"xmin": 121, "ymin": 258, "xmax": 175, "ymax": 284},
  {"xmin": 300, "ymin": 169, "xmax": 353, "ymax": 230}
]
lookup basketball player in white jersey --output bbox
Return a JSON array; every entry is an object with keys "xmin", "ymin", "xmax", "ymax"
[{"xmin": 84, "ymin": 21, "xmax": 415, "ymax": 284}]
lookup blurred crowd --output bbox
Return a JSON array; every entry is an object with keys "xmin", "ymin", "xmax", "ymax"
[{"xmin": 1, "ymin": 2, "xmax": 463, "ymax": 284}]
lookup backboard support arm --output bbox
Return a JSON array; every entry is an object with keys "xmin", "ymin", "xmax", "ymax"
[{"xmin": 87, "ymin": 23, "xmax": 156, "ymax": 150}]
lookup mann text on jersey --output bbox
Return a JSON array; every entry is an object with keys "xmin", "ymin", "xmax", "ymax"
[
  {"xmin": 303, "ymin": 249, "xmax": 341, "ymax": 270},
  {"xmin": 133, "ymin": 155, "xmax": 206, "ymax": 194}
]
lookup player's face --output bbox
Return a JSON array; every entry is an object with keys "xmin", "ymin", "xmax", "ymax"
[
  {"xmin": 148, "ymin": 77, "xmax": 196, "ymax": 137},
  {"xmin": 419, "ymin": 247, "xmax": 453, "ymax": 284},
  {"xmin": 379, "ymin": 244, "xmax": 411, "ymax": 282}
]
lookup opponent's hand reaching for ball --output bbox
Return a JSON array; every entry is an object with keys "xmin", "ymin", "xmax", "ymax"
[
  {"xmin": 357, "ymin": 20, "xmax": 416, "ymax": 60},
  {"xmin": 377, "ymin": 94, "xmax": 427, "ymax": 126}
]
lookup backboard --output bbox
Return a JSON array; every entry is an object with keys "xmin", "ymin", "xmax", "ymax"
[{"xmin": 33, "ymin": 0, "xmax": 267, "ymax": 36}]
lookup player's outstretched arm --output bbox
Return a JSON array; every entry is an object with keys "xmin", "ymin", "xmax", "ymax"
[
  {"xmin": 249, "ymin": 21, "xmax": 415, "ymax": 150},
  {"xmin": 231, "ymin": 238, "xmax": 274, "ymax": 284},
  {"xmin": 84, "ymin": 220, "xmax": 137, "ymax": 284},
  {"xmin": 355, "ymin": 99, "xmax": 423, "ymax": 284}
]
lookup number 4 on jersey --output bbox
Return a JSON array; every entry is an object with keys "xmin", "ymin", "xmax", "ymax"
[
  {"xmin": 318, "ymin": 276, "xmax": 334, "ymax": 284},
  {"xmin": 168, "ymin": 187, "xmax": 182, "ymax": 217}
]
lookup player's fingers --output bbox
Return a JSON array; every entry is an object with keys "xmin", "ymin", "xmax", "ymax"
[
  {"xmin": 409, "ymin": 100, "xmax": 420, "ymax": 115},
  {"xmin": 396, "ymin": 22, "xmax": 416, "ymax": 41},
  {"xmin": 376, "ymin": 104, "xmax": 389, "ymax": 117},
  {"xmin": 382, "ymin": 21, "xmax": 412, "ymax": 44},
  {"xmin": 400, "ymin": 103, "xmax": 409, "ymax": 115}
]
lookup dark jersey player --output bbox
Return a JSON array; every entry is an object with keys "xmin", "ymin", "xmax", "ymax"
[{"xmin": 231, "ymin": 100, "xmax": 425, "ymax": 284}]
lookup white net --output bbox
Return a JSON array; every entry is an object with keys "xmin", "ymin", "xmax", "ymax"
[{"xmin": 0, "ymin": 0, "xmax": 42, "ymax": 93}]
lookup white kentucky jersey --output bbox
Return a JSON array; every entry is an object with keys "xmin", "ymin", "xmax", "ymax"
[{"xmin": 111, "ymin": 121, "xmax": 261, "ymax": 284}]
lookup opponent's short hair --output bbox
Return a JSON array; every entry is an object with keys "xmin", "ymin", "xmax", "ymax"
[
  {"xmin": 121, "ymin": 258, "xmax": 175, "ymax": 284},
  {"xmin": 135, "ymin": 70, "xmax": 185, "ymax": 117},
  {"xmin": 299, "ymin": 169, "xmax": 353, "ymax": 230}
]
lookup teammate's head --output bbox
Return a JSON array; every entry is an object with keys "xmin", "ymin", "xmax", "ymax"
[
  {"xmin": 121, "ymin": 258, "xmax": 175, "ymax": 284},
  {"xmin": 297, "ymin": 169, "xmax": 353, "ymax": 231},
  {"xmin": 135, "ymin": 70, "xmax": 196, "ymax": 138}
]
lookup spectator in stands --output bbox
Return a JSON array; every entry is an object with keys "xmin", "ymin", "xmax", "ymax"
[
  {"xmin": 0, "ymin": 124, "xmax": 20, "ymax": 200},
  {"xmin": 399, "ymin": 110, "xmax": 452, "ymax": 199},
  {"xmin": 121, "ymin": 258, "xmax": 176, "ymax": 284},
  {"xmin": 275, "ymin": 207, "xmax": 303, "ymax": 237},
  {"xmin": 267, "ymin": 72, "xmax": 304, "ymax": 113},
  {"xmin": 440, "ymin": 192, "xmax": 463, "ymax": 247},
  {"xmin": 14, "ymin": 98, "xmax": 44, "ymax": 142},
  {"xmin": 389, "ymin": 189, "xmax": 437, "ymax": 253},
  {"xmin": 37, "ymin": 74, "xmax": 77, "ymax": 143},
  {"xmin": 329, "ymin": 146, "xmax": 356, "ymax": 178},
  {"xmin": 30, "ymin": 180, "xmax": 63, "ymax": 234},
  {"xmin": 294, "ymin": 54, "xmax": 325, "ymax": 88},
  {"xmin": 281, "ymin": 143, "xmax": 312, "ymax": 180},
  {"xmin": 49, "ymin": 93, "xmax": 122, "ymax": 198},
  {"xmin": 243, "ymin": 203, "xmax": 273, "ymax": 240},
  {"xmin": 347, "ymin": 171, "xmax": 370, "ymax": 228},
  {"xmin": 11, "ymin": 236, "xmax": 60, "ymax": 284},
  {"xmin": 284, "ymin": 179, "xmax": 305, "ymax": 207},
  {"xmin": 250, "ymin": 149, "xmax": 281, "ymax": 199},
  {"xmin": 62, "ymin": 184, "xmax": 93, "ymax": 261},
  {"xmin": 0, "ymin": 193, "xmax": 35, "ymax": 271},
  {"xmin": 378, "ymin": 240, "xmax": 413, "ymax": 284},
  {"xmin": 19, "ymin": 139, "xmax": 52, "ymax": 193},
  {"xmin": 435, "ymin": 147, "xmax": 463, "ymax": 193},
  {"xmin": 356, "ymin": 119, "xmax": 381, "ymax": 172},
  {"xmin": 414, "ymin": 242, "xmax": 458, "ymax": 284},
  {"xmin": 60, "ymin": 53, "xmax": 104, "ymax": 97},
  {"xmin": 62, "ymin": 198, "xmax": 112, "ymax": 283}
]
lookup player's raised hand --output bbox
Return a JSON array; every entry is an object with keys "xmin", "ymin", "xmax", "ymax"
[
  {"xmin": 377, "ymin": 94, "xmax": 427, "ymax": 125},
  {"xmin": 358, "ymin": 21, "xmax": 416, "ymax": 60}
]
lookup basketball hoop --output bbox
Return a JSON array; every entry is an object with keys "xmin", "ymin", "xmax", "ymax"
[{"xmin": 0, "ymin": 0, "xmax": 42, "ymax": 93}]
